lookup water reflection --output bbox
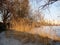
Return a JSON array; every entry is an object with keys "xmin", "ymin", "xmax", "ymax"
[{"xmin": 29, "ymin": 26, "xmax": 60, "ymax": 40}]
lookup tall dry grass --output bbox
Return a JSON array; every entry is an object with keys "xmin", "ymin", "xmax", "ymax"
[
  {"xmin": 5, "ymin": 30, "xmax": 52, "ymax": 45},
  {"xmin": 9, "ymin": 18, "xmax": 41, "ymax": 32}
]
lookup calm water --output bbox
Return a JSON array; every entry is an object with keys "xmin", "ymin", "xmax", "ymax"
[
  {"xmin": 44, "ymin": 26, "xmax": 60, "ymax": 37},
  {"xmin": 53, "ymin": 26, "xmax": 60, "ymax": 36},
  {"xmin": 31, "ymin": 26, "xmax": 60, "ymax": 39}
]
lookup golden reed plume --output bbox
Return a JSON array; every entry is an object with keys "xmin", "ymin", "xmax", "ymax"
[{"xmin": 9, "ymin": 18, "xmax": 40, "ymax": 32}]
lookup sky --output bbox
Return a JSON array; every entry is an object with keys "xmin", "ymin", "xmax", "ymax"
[
  {"xmin": 44, "ymin": 1, "xmax": 60, "ymax": 21},
  {"xmin": 0, "ymin": 0, "xmax": 60, "ymax": 22},
  {"xmin": 29, "ymin": 0, "xmax": 60, "ymax": 21},
  {"xmin": 0, "ymin": 11, "xmax": 3, "ymax": 22}
]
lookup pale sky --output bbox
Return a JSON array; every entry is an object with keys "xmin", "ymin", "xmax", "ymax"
[
  {"xmin": 0, "ymin": 11, "xmax": 3, "ymax": 22},
  {"xmin": 29, "ymin": 0, "xmax": 60, "ymax": 21},
  {"xmin": 44, "ymin": 1, "xmax": 60, "ymax": 21}
]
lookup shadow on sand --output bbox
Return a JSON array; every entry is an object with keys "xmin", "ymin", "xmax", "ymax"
[{"xmin": 5, "ymin": 30, "xmax": 60, "ymax": 45}]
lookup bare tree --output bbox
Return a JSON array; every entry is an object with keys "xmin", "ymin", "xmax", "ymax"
[
  {"xmin": 0, "ymin": 0, "xmax": 58, "ymax": 29},
  {"xmin": 0, "ymin": 0, "xmax": 10, "ymax": 29},
  {"xmin": 40, "ymin": 0, "xmax": 58, "ymax": 9}
]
